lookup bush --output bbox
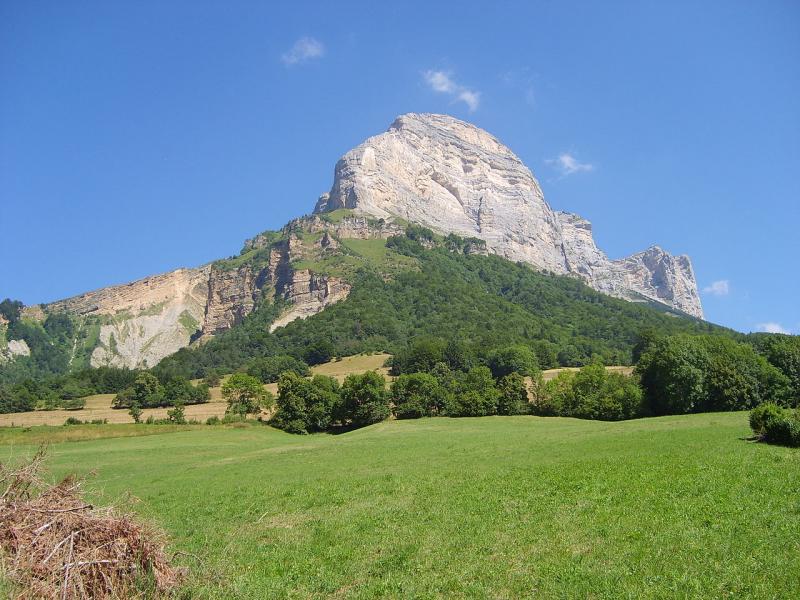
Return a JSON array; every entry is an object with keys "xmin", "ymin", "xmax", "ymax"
[
  {"xmin": 202, "ymin": 369, "xmax": 222, "ymax": 387},
  {"xmin": 446, "ymin": 366, "xmax": 499, "ymax": 417},
  {"xmin": 60, "ymin": 397, "xmax": 86, "ymax": 411},
  {"xmin": 166, "ymin": 403, "xmax": 186, "ymax": 424},
  {"xmin": 533, "ymin": 371, "xmax": 574, "ymax": 416},
  {"xmin": 749, "ymin": 402, "xmax": 784, "ymax": 436},
  {"xmin": 637, "ymin": 335, "xmax": 790, "ymax": 415},
  {"xmin": 487, "ymin": 345, "xmax": 539, "ymax": 379},
  {"xmin": 222, "ymin": 373, "xmax": 270, "ymax": 416},
  {"xmin": 205, "ymin": 415, "xmax": 221, "ymax": 425},
  {"xmin": 339, "ymin": 371, "xmax": 389, "ymax": 427},
  {"xmin": 163, "ymin": 376, "xmax": 210, "ymax": 406},
  {"xmin": 762, "ymin": 411, "xmax": 800, "ymax": 447},
  {"xmin": 303, "ymin": 340, "xmax": 335, "ymax": 366},
  {"xmin": 566, "ymin": 364, "xmax": 644, "ymax": 421},
  {"xmin": 390, "ymin": 373, "xmax": 446, "ymax": 419},
  {"xmin": 129, "ymin": 402, "xmax": 143, "ymax": 424},
  {"xmin": 246, "ymin": 355, "xmax": 309, "ymax": 383},
  {"xmin": 496, "ymin": 373, "xmax": 529, "ymax": 415},
  {"xmin": 534, "ymin": 364, "xmax": 644, "ymax": 421},
  {"xmin": 0, "ymin": 385, "xmax": 35, "ymax": 414},
  {"xmin": 270, "ymin": 372, "xmax": 341, "ymax": 434}
]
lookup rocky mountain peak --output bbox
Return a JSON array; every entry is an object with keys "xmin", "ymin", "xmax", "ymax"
[{"xmin": 316, "ymin": 113, "xmax": 703, "ymax": 318}]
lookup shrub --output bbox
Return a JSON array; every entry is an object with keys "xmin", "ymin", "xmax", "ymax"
[
  {"xmin": 565, "ymin": 363, "xmax": 644, "ymax": 421},
  {"xmin": 339, "ymin": 371, "xmax": 389, "ymax": 427},
  {"xmin": 166, "ymin": 403, "xmax": 186, "ymax": 424},
  {"xmin": 303, "ymin": 340, "xmax": 335, "ymax": 366},
  {"xmin": 390, "ymin": 373, "xmax": 446, "ymax": 419},
  {"xmin": 496, "ymin": 373, "xmax": 529, "ymax": 415},
  {"xmin": 222, "ymin": 373, "xmax": 269, "ymax": 416},
  {"xmin": 446, "ymin": 366, "xmax": 499, "ymax": 417},
  {"xmin": 749, "ymin": 402, "xmax": 784, "ymax": 436},
  {"xmin": 246, "ymin": 355, "xmax": 309, "ymax": 383},
  {"xmin": 61, "ymin": 397, "xmax": 86, "ymax": 411},
  {"xmin": 163, "ymin": 376, "xmax": 210, "ymax": 406},
  {"xmin": 534, "ymin": 365, "xmax": 644, "ymax": 421},
  {"xmin": 0, "ymin": 385, "xmax": 35, "ymax": 414},
  {"xmin": 637, "ymin": 335, "xmax": 790, "ymax": 415},
  {"xmin": 270, "ymin": 372, "xmax": 341, "ymax": 434},
  {"xmin": 205, "ymin": 415, "xmax": 221, "ymax": 425},
  {"xmin": 533, "ymin": 371, "xmax": 574, "ymax": 416},
  {"xmin": 63, "ymin": 416, "xmax": 82, "ymax": 426},
  {"xmin": 202, "ymin": 369, "xmax": 222, "ymax": 387},
  {"xmin": 128, "ymin": 402, "xmax": 143, "ymax": 424},
  {"xmin": 762, "ymin": 411, "xmax": 800, "ymax": 447},
  {"xmin": 487, "ymin": 345, "xmax": 539, "ymax": 379}
]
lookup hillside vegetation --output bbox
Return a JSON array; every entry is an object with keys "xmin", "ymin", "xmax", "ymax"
[
  {"xmin": 3, "ymin": 413, "xmax": 797, "ymax": 598},
  {"xmin": 154, "ymin": 230, "xmax": 730, "ymax": 380}
]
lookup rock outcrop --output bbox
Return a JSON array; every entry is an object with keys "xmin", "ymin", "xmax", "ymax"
[
  {"xmin": 315, "ymin": 113, "xmax": 703, "ymax": 317},
  {"xmin": 44, "ymin": 267, "xmax": 211, "ymax": 369},
  {"xmin": 269, "ymin": 270, "xmax": 350, "ymax": 332},
  {"xmin": 28, "ymin": 219, "xmax": 354, "ymax": 369}
]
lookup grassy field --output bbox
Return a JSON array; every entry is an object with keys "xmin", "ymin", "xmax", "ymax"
[{"xmin": 2, "ymin": 412, "xmax": 797, "ymax": 598}]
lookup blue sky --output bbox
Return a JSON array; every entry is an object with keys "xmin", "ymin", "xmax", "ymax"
[{"xmin": 1, "ymin": 1, "xmax": 798, "ymax": 334}]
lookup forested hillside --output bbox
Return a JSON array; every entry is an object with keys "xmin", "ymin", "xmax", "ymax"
[{"xmin": 154, "ymin": 231, "xmax": 731, "ymax": 380}]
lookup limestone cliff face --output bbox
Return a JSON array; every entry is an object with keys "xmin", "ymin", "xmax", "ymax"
[
  {"xmin": 316, "ymin": 114, "xmax": 567, "ymax": 273},
  {"xmin": 43, "ymin": 267, "xmax": 211, "ymax": 369},
  {"xmin": 269, "ymin": 271, "xmax": 350, "ymax": 332},
  {"xmin": 556, "ymin": 213, "xmax": 701, "ymax": 313},
  {"xmin": 28, "ymin": 218, "xmax": 354, "ymax": 369},
  {"xmin": 316, "ymin": 113, "xmax": 703, "ymax": 318}
]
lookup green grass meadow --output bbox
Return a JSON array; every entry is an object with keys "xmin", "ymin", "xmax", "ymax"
[{"xmin": 2, "ymin": 413, "xmax": 799, "ymax": 598}]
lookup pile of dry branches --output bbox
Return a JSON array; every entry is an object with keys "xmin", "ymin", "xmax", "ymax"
[{"xmin": 0, "ymin": 447, "xmax": 182, "ymax": 599}]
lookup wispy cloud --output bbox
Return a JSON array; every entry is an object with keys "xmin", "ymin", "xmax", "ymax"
[
  {"xmin": 547, "ymin": 153, "xmax": 594, "ymax": 177},
  {"xmin": 702, "ymin": 280, "xmax": 730, "ymax": 296},
  {"xmin": 756, "ymin": 322, "xmax": 791, "ymax": 334},
  {"xmin": 281, "ymin": 37, "xmax": 325, "ymax": 66},
  {"xmin": 423, "ymin": 70, "xmax": 481, "ymax": 112}
]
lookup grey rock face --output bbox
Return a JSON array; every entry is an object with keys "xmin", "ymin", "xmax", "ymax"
[{"xmin": 317, "ymin": 113, "xmax": 703, "ymax": 317}]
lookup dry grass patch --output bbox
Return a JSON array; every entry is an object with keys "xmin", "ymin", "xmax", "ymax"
[
  {"xmin": 310, "ymin": 353, "xmax": 392, "ymax": 381},
  {"xmin": 0, "ymin": 448, "xmax": 181, "ymax": 599}
]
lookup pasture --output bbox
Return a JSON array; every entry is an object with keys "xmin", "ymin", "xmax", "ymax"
[{"xmin": 2, "ymin": 411, "xmax": 798, "ymax": 598}]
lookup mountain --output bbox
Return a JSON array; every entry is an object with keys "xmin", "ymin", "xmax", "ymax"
[
  {"xmin": 1, "ymin": 113, "xmax": 704, "ymax": 375},
  {"xmin": 315, "ymin": 113, "xmax": 701, "ymax": 316}
]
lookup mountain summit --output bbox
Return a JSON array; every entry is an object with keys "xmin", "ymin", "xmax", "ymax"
[{"xmin": 315, "ymin": 113, "xmax": 701, "ymax": 317}]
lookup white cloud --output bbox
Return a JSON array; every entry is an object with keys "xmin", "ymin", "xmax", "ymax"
[
  {"xmin": 281, "ymin": 37, "xmax": 325, "ymax": 66},
  {"xmin": 423, "ymin": 70, "xmax": 480, "ymax": 112},
  {"xmin": 703, "ymin": 280, "xmax": 730, "ymax": 296},
  {"xmin": 756, "ymin": 322, "xmax": 791, "ymax": 334},
  {"xmin": 424, "ymin": 70, "xmax": 456, "ymax": 93},
  {"xmin": 457, "ymin": 89, "xmax": 481, "ymax": 112},
  {"xmin": 547, "ymin": 153, "xmax": 594, "ymax": 177}
]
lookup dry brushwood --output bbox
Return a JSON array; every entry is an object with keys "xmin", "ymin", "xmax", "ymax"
[{"xmin": 0, "ymin": 446, "xmax": 182, "ymax": 599}]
